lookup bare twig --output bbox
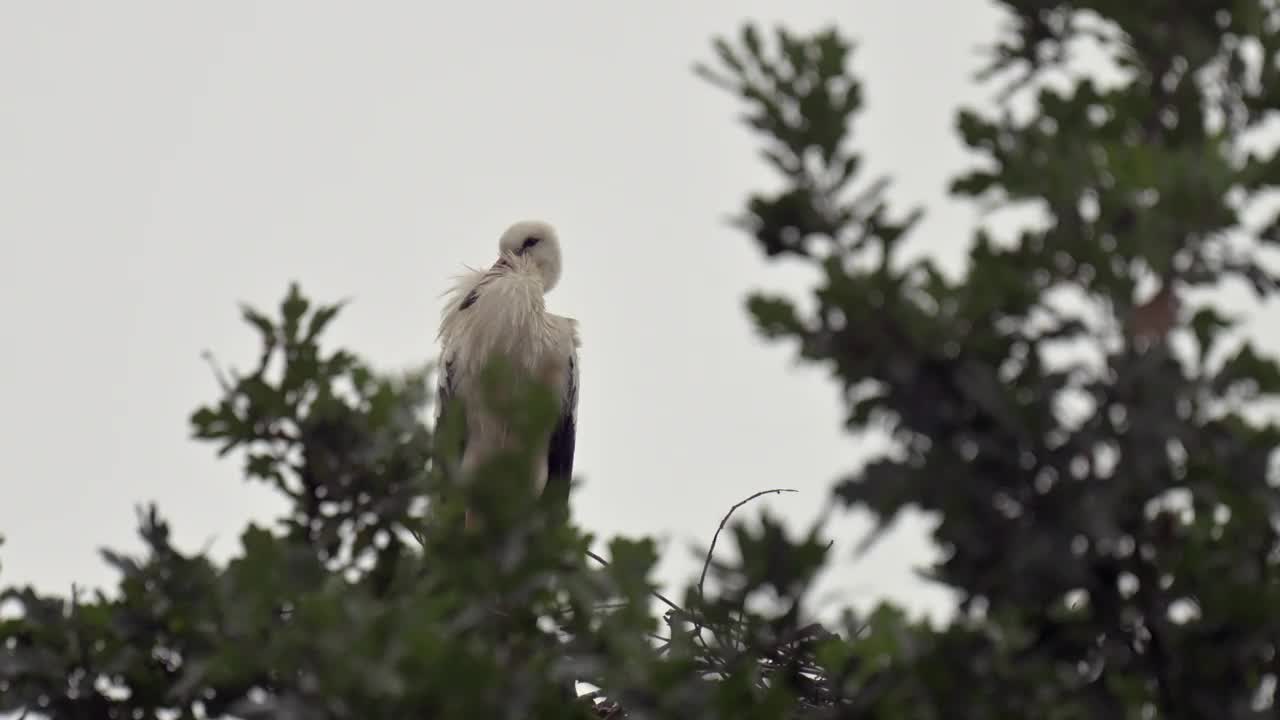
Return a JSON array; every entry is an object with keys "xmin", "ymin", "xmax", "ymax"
[
  {"xmin": 200, "ymin": 350, "xmax": 234, "ymax": 392},
  {"xmin": 580, "ymin": 489, "xmax": 849, "ymax": 715},
  {"xmin": 584, "ymin": 548, "xmax": 684, "ymax": 615},
  {"xmin": 697, "ymin": 488, "xmax": 798, "ymax": 599},
  {"xmin": 687, "ymin": 488, "xmax": 797, "ymax": 672}
]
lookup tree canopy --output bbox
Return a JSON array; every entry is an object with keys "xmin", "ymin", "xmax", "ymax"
[{"xmin": 6, "ymin": 2, "xmax": 1280, "ymax": 718}]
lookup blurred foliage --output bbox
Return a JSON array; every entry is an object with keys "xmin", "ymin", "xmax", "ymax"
[
  {"xmin": 700, "ymin": 2, "xmax": 1280, "ymax": 718},
  {"xmin": 7, "ymin": 1, "xmax": 1280, "ymax": 718}
]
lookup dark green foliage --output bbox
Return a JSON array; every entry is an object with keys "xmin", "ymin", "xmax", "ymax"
[
  {"xmin": 0, "ymin": 284, "xmax": 851, "ymax": 719},
  {"xmin": 700, "ymin": 3, "xmax": 1280, "ymax": 718},
  {"xmin": 6, "ymin": 3, "xmax": 1280, "ymax": 718}
]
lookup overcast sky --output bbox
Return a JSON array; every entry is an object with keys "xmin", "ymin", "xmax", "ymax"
[{"xmin": 0, "ymin": 2, "xmax": 1027, "ymax": 622}]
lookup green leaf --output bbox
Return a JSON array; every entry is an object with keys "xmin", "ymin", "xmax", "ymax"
[
  {"xmin": 306, "ymin": 299, "xmax": 348, "ymax": 343},
  {"xmin": 240, "ymin": 304, "xmax": 275, "ymax": 342}
]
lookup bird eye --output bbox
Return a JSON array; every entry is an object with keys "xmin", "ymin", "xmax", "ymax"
[{"xmin": 522, "ymin": 236, "xmax": 541, "ymax": 249}]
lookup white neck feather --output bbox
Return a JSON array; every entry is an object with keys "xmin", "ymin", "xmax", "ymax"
[{"xmin": 439, "ymin": 265, "xmax": 561, "ymax": 373}]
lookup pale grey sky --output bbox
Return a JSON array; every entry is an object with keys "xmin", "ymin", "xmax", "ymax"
[{"xmin": 0, "ymin": 2, "xmax": 1019, "ymax": 622}]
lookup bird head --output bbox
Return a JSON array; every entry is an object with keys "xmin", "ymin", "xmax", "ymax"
[{"xmin": 496, "ymin": 220, "xmax": 563, "ymax": 293}]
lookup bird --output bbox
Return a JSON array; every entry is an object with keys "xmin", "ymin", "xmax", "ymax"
[{"xmin": 435, "ymin": 220, "xmax": 580, "ymax": 531}]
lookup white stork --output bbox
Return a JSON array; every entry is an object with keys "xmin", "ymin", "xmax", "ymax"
[{"xmin": 435, "ymin": 220, "xmax": 580, "ymax": 530}]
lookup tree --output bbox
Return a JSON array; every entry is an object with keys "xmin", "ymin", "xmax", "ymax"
[
  {"xmin": 698, "ymin": 1, "xmax": 1280, "ymax": 717},
  {"xmin": 5, "ymin": 2, "xmax": 1280, "ymax": 718}
]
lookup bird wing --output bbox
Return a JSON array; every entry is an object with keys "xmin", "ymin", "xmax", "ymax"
[
  {"xmin": 436, "ymin": 261, "xmax": 508, "ymax": 450},
  {"xmin": 542, "ymin": 345, "xmax": 578, "ymax": 509},
  {"xmin": 434, "ymin": 349, "xmax": 467, "ymax": 460}
]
